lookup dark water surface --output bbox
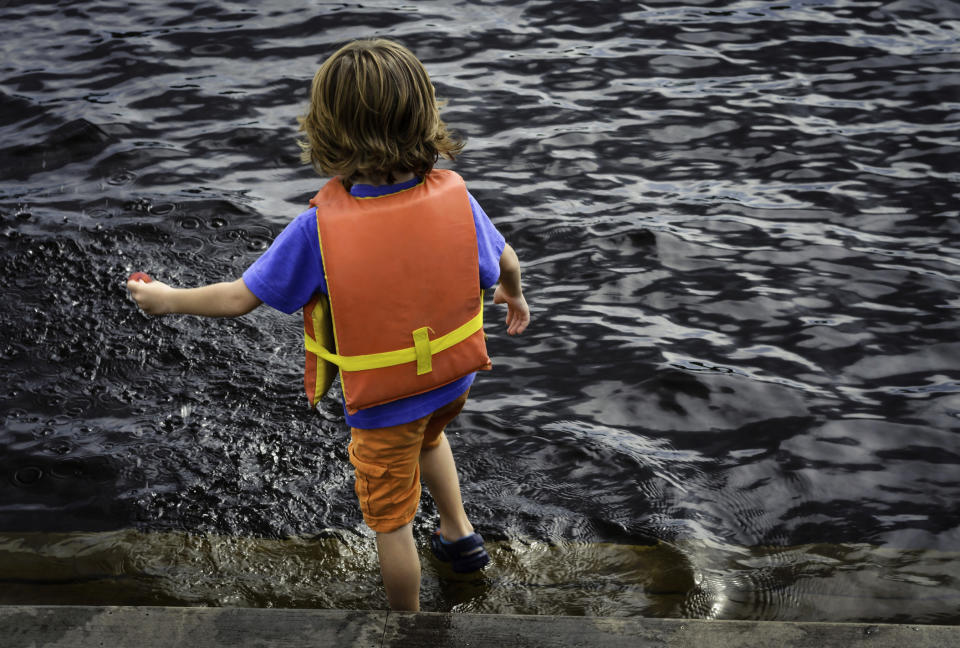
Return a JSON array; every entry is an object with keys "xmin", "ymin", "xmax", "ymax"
[{"xmin": 2, "ymin": 0, "xmax": 959, "ymax": 623}]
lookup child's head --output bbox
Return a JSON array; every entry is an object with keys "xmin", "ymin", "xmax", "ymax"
[{"xmin": 299, "ymin": 39, "xmax": 462, "ymax": 183}]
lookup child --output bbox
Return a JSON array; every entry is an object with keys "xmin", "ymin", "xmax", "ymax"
[{"xmin": 126, "ymin": 38, "xmax": 530, "ymax": 611}]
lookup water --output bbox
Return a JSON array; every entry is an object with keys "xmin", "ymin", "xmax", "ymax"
[{"xmin": 2, "ymin": 0, "xmax": 959, "ymax": 624}]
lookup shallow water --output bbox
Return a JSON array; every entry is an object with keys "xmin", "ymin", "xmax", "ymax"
[{"xmin": 2, "ymin": 0, "xmax": 959, "ymax": 624}]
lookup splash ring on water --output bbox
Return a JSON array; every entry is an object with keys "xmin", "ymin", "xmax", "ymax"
[
  {"xmin": 50, "ymin": 460, "xmax": 83, "ymax": 479},
  {"xmin": 107, "ymin": 169, "xmax": 136, "ymax": 186},
  {"xmin": 87, "ymin": 207, "xmax": 113, "ymax": 219},
  {"xmin": 150, "ymin": 203, "xmax": 175, "ymax": 215},
  {"xmin": 13, "ymin": 466, "xmax": 43, "ymax": 486}
]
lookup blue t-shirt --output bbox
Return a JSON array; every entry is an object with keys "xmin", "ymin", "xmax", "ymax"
[{"xmin": 243, "ymin": 175, "xmax": 505, "ymax": 429}]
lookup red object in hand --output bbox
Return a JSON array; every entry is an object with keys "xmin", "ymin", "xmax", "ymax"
[{"xmin": 128, "ymin": 272, "xmax": 153, "ymax": 283}]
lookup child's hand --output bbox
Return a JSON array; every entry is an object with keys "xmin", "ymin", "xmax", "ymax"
[
  {"xmin": 127, "ymin": 275, "xmax": 173, "ymax": 315},
  {"xmin": 493, "ymin": 284, "xmax": 530, "ymax": 335}
]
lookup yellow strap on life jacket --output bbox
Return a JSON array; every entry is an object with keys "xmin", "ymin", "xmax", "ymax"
[
  {"xmin": 411, "ymin": 326, "xmax": 434, "ymax": 375},
  {"xmin": 304, "ymin": 294, "xmax": 484, "ymax": 373}
]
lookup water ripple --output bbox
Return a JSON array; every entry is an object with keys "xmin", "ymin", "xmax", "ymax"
[{"xmin": 0, "ymin": 0, "xmax": 958, "ymax": 624}]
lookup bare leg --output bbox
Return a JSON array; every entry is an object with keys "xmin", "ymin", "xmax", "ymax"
[
  {"xmin": 420, "ymin": 433, "xmax": 474, "ymax": 541},
  {"xmin": 375, "ymin": 522, "xmax": 420, "ymax": 611}
]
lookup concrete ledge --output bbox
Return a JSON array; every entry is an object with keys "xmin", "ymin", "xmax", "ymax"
[{"xmin": 2, "ymin": 606, "xmax": 957, "ymax": 647}]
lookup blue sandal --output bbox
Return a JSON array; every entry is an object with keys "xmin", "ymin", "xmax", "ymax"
[{"xmin": 430, "ymin": 531, "xmax": 490, "ymax": 573}]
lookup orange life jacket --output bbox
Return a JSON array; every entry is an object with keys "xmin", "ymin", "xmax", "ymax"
[{"xmin": 302, "ymin": 169, "xmax": 490, "ymax": 413}]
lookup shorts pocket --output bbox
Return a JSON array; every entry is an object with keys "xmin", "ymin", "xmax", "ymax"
[
  {"xmin": 349, "ymin": 444, "xmax": 388, "ymax": 518},
  {"xmin": 348, "ymin": 444, "xmax": 389, "ymax": 478},
  {"xmin": 348, "ymin": 443, "xmax": 418, "ymax": 524}
]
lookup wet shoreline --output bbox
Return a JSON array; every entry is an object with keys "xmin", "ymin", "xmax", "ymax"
[{"xmin": 4, "ymin": 605, "xmax": 958, "ymax": 647}]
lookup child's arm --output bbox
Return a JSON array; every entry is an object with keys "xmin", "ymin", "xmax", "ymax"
[
  {"xmin": 493, "ymin": 243, "xmax": 530, "ymax": 335},
  {"xmin": 126, "ymin": 277, "xmax": 262, "ymax": 317}
]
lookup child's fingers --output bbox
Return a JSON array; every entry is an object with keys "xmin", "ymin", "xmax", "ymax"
[
  {"xmin": 495, "ymin": 292, "xmax": 530, "ymax": 335},
  {"xmin": 505, "ymin": 305, "xmax": 529, "ymax": 335},
  {"xmin": 125, "ymin": 278, "xmax": 166, "ymax": 314},
  {"xmin": 512, "ymin": 314, "xmax": 528, "ymax": 335},
  {"xmin": 126, "ymin": 272, "xmax": 154, "ymax": 304},
  {"xmin": 126, "ymin": 281, "xmax": 147, "ymax": 309}
]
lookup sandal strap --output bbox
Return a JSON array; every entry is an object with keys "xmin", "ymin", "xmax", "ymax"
[{"xmin": 430, "ymin": 531, "xmax": 490, "ymax": 573}]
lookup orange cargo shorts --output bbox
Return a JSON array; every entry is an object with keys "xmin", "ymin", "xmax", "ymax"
[{"xmin": 348, "ymin": 390, "xmax": 469, "ymax": 533}]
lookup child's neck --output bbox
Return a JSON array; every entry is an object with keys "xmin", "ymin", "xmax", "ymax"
[{"xmin": 353, "ymin": 171, "xmax": 416, "ymax": 187}]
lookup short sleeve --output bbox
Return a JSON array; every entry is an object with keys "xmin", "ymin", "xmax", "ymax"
[
  {"xmin": 242, "ymin": 209, "xmax": 327, "ymax": 314},
  {"xmin": 469, "ymin": 192, "xmax": 505, "ymax": 289}
]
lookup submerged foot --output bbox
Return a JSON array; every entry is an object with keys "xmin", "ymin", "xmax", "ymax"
[{"xmin": 429, "ymin": 531, "xmax": 490, "ymax": 573}]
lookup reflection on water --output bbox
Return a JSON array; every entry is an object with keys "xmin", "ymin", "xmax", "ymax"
[
  {"xmin": 3, "ymin": 530, "xmax": 958, "ymax": 623},
  {"xmin": 2, "ymin": 0, "xmax": 959, "ymax": 624}
]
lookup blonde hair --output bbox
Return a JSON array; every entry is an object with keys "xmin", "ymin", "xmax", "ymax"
[{"xmin": 298, "ymin": 39, "xmax": 463, "ymax": 183}]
